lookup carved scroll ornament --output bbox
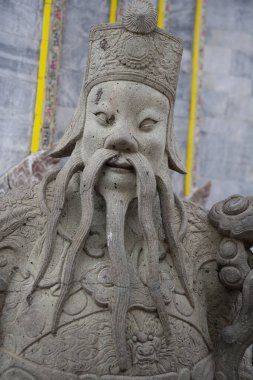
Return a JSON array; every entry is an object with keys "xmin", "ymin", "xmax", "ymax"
[{"xmin": 209, "ymin": 195, "xmax": 253, "ymax": 380}]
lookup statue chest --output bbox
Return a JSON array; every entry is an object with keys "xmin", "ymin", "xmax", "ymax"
[{"xmin": 0, "ymin": 253, "xmax": 211, "ymax": 377}]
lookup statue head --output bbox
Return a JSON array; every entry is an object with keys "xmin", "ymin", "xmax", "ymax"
[
  {"xmin": 51, "ymin": 0, "xmax": 185, "ymax": 177},
  {"xmin": 31, "ymin": 1, "xmax": 193, "ymax": 373}
]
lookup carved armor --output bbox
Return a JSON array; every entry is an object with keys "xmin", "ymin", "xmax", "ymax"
[{"xmin": 0, "ymin": 180, "xmax": 251, "ymax": 379}]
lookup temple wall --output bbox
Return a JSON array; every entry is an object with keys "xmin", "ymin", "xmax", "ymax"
[
  {"xmin": 55, "ymin": 0, "xmax": 110, "ymax": 142},
  {"xmin": 0, "ymin": 0, "xmax": 253, "ymax": 206},
  {"xmin": 166, "ymin": 0, "xmax": 195, "ymax": 195},
  {"xmin": 196, "ymin": 0, "xmax": 253, "ymax": 206},
  {"xmin": 0, "ymin": 0, "xmax": 43, "ymax": 175}
]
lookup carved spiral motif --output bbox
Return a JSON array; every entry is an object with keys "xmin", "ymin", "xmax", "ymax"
[
  {"xmin": 1, "ymin": 368, "xmax": 37, "ymax": 380},
  {"xmin": 219, "ymin": 239, "xmax": 238, "ymax": 259},
  {"xmin": 222, "ymin": 195, "xmax": 249, "ymax": 216},
  {"xmin": 219, "ymin": 266, "xmax": 242, "ymax": 288},
  {"xmin": 123, "ymin": 0, "xmax": 158, "ymax": 34}
]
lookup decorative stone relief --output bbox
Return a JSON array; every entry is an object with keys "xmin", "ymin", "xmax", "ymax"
[
  {"xmin": 0, "ymin": 152, "xmax": 59, "ymax": 195},
  {"xmin": 0, "ymin": 1, "xmax": 252, "ymax": 379},
  {"xmin": 208, "ymin": 195, "xmax": 253, "ymax": 380}
]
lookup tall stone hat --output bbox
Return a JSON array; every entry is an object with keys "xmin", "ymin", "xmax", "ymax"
[
  {"xmin": 85, "ymin": 0, "xmax": 183, "ymax": 100},
  {"xmin": 52, "ymin": 0, "xmax": 186, "ymax": 174}
]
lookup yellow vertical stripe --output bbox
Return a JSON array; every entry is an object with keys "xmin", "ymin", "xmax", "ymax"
[
  {"xmin": 110, "ymin": 0, "xmax": 118, "ymax": 23},
  {"xmin": 31, "ymin": 0, "xmax": 52, "ymax": 153},
  {"xmin": 157, "ymin": 0, "xmax": 164, "ymax": 29},
  {"xmin": 184, "ymin": 0, "xmax": 202, "ymax": 196}
]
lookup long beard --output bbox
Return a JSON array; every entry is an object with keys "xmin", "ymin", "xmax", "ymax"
[{"xmin": 31, "ymin": 147, "xmax": 193, "ymax": 373}]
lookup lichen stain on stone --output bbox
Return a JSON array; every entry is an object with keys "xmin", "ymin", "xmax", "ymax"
[
  {"xmin": 100, "ymin": 38, "xmax": 109, "ymax": 50},
  {"xmin": 95, "ymin": 88, "xmax": 103, "ymax": 105},
  {"xmin": 107, "ymin": 114, "xmax": 115, "ymax": 125}
]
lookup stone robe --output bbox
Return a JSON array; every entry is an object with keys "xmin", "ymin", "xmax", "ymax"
[{"xmin": 0, "ymin": 177, "xmax": 250, "ymax": 379}]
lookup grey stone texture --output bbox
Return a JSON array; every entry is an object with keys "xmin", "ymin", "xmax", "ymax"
[
  {"xmin": 196, "ymin": 0, "xmax": 253, "ymax": 207},
  {"xmin": 0, "ymin": 0, "xmax": 43, "ymax": 175}
]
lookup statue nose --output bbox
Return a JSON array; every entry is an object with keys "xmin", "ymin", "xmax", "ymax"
[
  {"xmin": 137, "ymin": 345, "xmax": 154, "ymax": 356},
  {"xmin": 104, "ymin": 132, "xmax": 138, "ymax": 153}
]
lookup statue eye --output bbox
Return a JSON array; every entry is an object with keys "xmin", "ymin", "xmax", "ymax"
[
  {"xmin": 94, "ymin": 112, "xmax": 108, "ymax": 124},
  {"xmin": 139, "ymin": 118, "xmax": 157, "ymax": 131},
  {"xmin": 93, "ymin": 112, "xmax": 115, "ymax": 126}
]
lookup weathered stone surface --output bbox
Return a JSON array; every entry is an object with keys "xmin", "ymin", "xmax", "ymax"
[{"xmin": 0, "ymin": 2, "xmax": 253, "ymax": 379}]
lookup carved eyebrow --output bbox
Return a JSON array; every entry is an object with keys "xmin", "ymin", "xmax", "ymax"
[{"xmin": 138, "ymin": 108, "xmax": 166, "ymax": 121}]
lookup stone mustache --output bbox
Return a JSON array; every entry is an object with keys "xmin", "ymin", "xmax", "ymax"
[{"xmin": 0, "ymin": 1, "xmax": 253, "ymax": 379}]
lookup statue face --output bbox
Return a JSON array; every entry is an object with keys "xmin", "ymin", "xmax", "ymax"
[{"xmin": 81, "ymin": 81, "xmax": 170, "ymax": 185}]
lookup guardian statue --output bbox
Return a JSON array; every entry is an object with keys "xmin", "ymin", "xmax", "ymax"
[{"xmin": 0, "ymin": 1, "xmax": 253, "ymax": 379}]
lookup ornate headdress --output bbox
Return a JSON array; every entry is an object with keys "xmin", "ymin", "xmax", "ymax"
[
  {"xmin": 52, "ymin": 0, "xmax": 186, "ymax": 173},
  {"xmin": 85, "ymin": 1, "xmax": 183, "ymax": 100}
]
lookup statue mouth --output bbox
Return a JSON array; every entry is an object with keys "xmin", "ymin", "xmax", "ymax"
[
  {"xmin": 137, "ymin": 358, "xmax": 156, "ymax": 369},
  {"xmin": 106, "ymin": 156, "xmax": 134, "ymax": 172}
]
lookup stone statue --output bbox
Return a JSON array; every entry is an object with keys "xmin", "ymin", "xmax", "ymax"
[{"xmin": 0, "ymin": 1, "xmax": 253, "ymax": 379}]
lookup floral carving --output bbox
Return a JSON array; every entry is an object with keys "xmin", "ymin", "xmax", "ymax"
[{"xmin": 81, "ymin": 262, "xmax": 113, "ymax": 306}]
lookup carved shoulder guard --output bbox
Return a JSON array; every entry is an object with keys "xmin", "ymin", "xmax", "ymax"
[
  {"xmin": 0, "ymin": 185, "xmax": 44, "ymax": 311},
  {"xmin": 208, "ymin": 195, "xmax": 253, "ymax": 380},
  {"xmin": 209, "ymin": 194, "xmax": 253, "ymax": 246},
  {"xmin": 0, "ymin": 185, "xmax": 42, "ymax": 239}
]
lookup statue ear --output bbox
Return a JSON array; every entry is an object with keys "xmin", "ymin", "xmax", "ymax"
[
  {"xmin": 50, "ymin": 90, "xmax": 87, "ymax": 158},
  {"xmin": 166, "ymin": 102, "xmax": 186, "ymax": 174}
]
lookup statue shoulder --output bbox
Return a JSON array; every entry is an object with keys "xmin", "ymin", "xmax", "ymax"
[
  {"xmin": 0, "ymin": 184, "xmax": 43, "ymax": 240},
  {"xmin": 208, "ymin": 194, "xmax": 253, "ymax": 246},
  {"xmin": 0, "ymin": 183, "xmax": 46, "ymax": 269},
  {"xmin": 184, "ymin": 200, "xmax": 213, "ymax": 229},
  {"xmin": 207, "ymin": 195, "xmax": 253, "ymax": 379},
  {"xmin": 183, "ymin": 200, "xmax": 222, "ymax": 262},
  {"xmin": 0, "ymin": 184, "xmax": 45, "ymax": 311}
]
